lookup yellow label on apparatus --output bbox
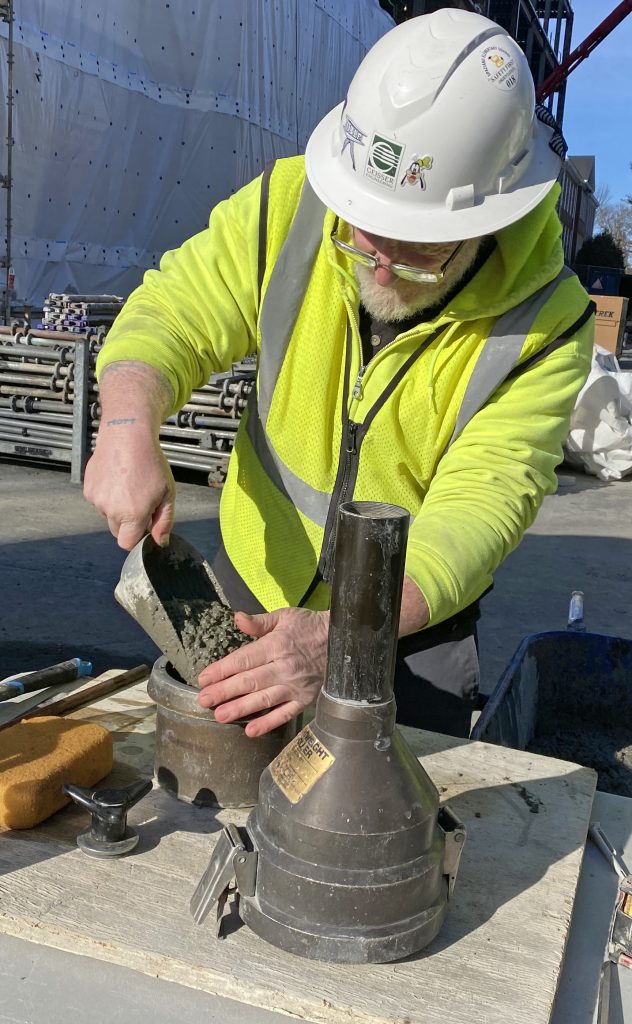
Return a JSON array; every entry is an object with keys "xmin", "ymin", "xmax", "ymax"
[{"xmin": 269, "ymin": 725, "xmax": 335, "ymax": 804}]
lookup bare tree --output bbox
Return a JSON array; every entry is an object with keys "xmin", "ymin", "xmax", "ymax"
[{"xmin": 596, "ymin": 202, "xmax": 632, "ymax": 270}]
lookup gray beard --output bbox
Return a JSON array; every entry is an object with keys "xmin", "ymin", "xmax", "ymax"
[{"xmin": 354, "ymin": 237, "xmax": 486, "ymax": 323}]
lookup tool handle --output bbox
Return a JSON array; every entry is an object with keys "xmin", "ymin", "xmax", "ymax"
[
  {"xmin": 0, "ymin": 664, "xmax": 149, "ymax": 731},
  {"xmin": 0, "ymin": 657, "xmax": 92, "ymax": 701},
  {"xmin": 567, "ymin": 591, "xmax": 585, "ymax": 632},
  {"xmin": 589, "ymin": 822, "xmax": 631, "ymax": 881},
  {"xmin": 63, "ymin": 779, "xmax": 153, "ymax": 843}
]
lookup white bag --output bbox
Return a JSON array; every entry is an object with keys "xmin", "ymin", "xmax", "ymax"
[{"xmin": 564, "ymin": 346, "xmax": 632, "ymax": 481}]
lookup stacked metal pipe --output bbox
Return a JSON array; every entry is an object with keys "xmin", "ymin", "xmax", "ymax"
[
  {"xmin": 161, "ymin": 364, "xmax": 255, "ymax": 484},
  {"xmin": 0, "ymin": 324, "xmax": 99, "ymax": 472},
  {"xmin": 41, "ymin": 293, "xmax": 125, "ymax": 333},
  {"xmin": 0, "ymin": 300, "xmax": 255, "ymax": 484}
]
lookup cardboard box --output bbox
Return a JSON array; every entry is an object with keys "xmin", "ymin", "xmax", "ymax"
[{"xmin": 589, "ymin": 294, "xmax": 629, "ymax": 356}]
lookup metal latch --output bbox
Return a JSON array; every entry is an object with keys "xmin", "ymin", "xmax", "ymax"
[
  {"xmin": 190, "ymin": 823, "xmax": 257, "ymax": 937},
  {"xmin": 438, "ymin": 804, "xmax": 467, "ymax": 898},
  {"xmin": 590, "ymin": 822, "xmax": 632, "ymax": 967}
]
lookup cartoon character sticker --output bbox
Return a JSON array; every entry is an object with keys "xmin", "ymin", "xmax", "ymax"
[
  {"xmin": 340, "ymin": 103, "xmax": 367, "ymax": 171},
  {"xmin": 400, "ymin": 155, "xmax": 433, "ymax": 190}
]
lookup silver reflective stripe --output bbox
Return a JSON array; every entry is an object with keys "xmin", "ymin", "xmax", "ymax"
[
  {"xmin": 449, "ymin": 266, "xmax": 573, "ymax": 444},
  {"xmin": 258, "ymin": 178, "xmax": 326, "ymax": 426},
  {"xmin": 244, "ymin": 392, "xmax": 331, "ymax": 526}
]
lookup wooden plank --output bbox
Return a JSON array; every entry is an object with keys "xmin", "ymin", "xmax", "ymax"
[{"xmin": 0, "ymin": 676, "xmax": 597, "ymax": 1024}]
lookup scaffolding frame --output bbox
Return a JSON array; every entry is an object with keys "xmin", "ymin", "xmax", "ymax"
[{"xmin": 0, "ymin": 0, "xmax": 14, "ymax": 325}]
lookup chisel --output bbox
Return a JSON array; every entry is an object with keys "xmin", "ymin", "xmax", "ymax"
[{"xmin": 0, "ymin": 657, "xmax": 92, "ymax": 701}]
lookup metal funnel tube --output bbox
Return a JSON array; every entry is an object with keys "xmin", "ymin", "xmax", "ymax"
[
  {"xmin": 191, "ymin": 501, "xmax": 466, "ymax": 963},
  {"xmin": 325, "ymin": 500, "xmax": 409, "ymax": 704}
]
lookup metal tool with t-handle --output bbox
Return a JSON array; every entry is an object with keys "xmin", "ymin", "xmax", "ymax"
[{"xmin": 63, "ymin": 779, "xmax": 153, "ymax": 857}]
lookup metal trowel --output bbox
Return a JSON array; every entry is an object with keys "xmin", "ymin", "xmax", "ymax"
[{"xmin": 115, "ymin": 533, "xmax": 229, "ymax": 687}]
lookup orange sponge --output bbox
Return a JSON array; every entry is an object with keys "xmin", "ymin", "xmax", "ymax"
[{"xmin": 0, "ymin": 715, "xmax": 113, "ymax": 829}]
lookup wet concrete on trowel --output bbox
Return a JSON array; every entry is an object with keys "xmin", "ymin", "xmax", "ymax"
[{"xmin": 163, "ymin": 597, "xmax": 250, "ymax": 684}]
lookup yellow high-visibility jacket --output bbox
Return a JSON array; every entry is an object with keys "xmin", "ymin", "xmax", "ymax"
[{"xmin": 97, "ymin": 156, "xmax": 594, "ymax": 625}]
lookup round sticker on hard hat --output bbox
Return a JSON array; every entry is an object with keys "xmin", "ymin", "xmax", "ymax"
[{"xmin": 480, "ymin": 46, "xmax": 519, "ymax": 91}]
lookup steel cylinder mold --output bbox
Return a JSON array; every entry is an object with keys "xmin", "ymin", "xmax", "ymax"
[{"xmin": 148, "ymin": 657, "xmax": 297, "ymax": 809}]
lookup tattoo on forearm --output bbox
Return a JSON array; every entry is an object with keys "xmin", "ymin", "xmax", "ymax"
[
  {"xmin": 106, "ymin": 417, "xmax": 137, "ymax": 426},
  {"xmin": 99, "ymin": 361, "xmax": 175, "ymax": 412}
]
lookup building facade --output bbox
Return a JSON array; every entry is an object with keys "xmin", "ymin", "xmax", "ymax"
[{"xmin": 558, "ymin": 155, "xmax": 598, "ymax": 263}]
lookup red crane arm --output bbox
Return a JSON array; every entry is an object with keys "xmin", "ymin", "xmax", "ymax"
[{"xmin": 537, "ymin": 0, "xmax": 632, "ymax": 100}]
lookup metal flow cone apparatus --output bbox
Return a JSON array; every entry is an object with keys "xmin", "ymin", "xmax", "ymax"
[{"xmin": 191, "ymin": 501, "xmax": 466, "ymax": 963}]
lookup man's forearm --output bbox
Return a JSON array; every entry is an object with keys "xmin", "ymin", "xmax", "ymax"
[
  {"xmin": 98, "ymin": 362, "xmax": 174, "ymax": 433},
  {"xmin": 398, "ymin": 575, "xmax": 430, "ymax": 637},
  {"xmin": 85, "ymin": 360, "xmax": 177, "ymax": 551}
]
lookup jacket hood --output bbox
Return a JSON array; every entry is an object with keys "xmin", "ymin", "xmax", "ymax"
[{"xmin": 443, "ymin": 183, "xmax": 565, "ymax": 323}]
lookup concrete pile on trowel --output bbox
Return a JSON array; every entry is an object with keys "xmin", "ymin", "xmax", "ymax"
[{"xmin": 115, "ymin": 533, "xmax": 249, "ymax": 687}]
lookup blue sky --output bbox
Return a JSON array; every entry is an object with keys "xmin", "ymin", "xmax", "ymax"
[{"xmin": 561, "ymin": 2, "xmax": 632, "ymax": 202}]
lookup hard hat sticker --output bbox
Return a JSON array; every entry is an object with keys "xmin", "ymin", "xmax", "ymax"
[
  {"xmin": 365, "ymin": 133, "xmax": 405, "ymax": 191},
  {"xmin": 269, "ymin": 725, "xmax": 336, "ymax": 804},
  {"xmin": 400, "ymin": 154, "xmax": 433, "ymax": 191},
  {"xmin": 480, "ymin": 46, "xmax": 518, "ymax": 91},
  {"xmin": 340, "ymin": 108, "xmax": 367, "ymax": 172}
]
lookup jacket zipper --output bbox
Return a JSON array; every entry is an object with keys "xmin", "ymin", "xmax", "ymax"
[
  {"xmin": 313, "ymin": 308, "xmax": 432, "ymax": 588},
  {"xmin": 352, "ymin": 367, "xmax": 366, "ymax": 399},
  {"xmin": 320, "ymin": 419, "xmax": 359, "ymax": 581},
  {"xmin": 352, "ymin": 331, "xmax": 416, "ymax": 401},
  {"xmin": 298, "ymin": 296, "xmax": 440, "ymax": 604}
]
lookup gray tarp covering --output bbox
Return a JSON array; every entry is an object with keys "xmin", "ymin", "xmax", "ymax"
[{"xmin": 0, "ymin": 0, "xmax": 392, "ymax": 305}]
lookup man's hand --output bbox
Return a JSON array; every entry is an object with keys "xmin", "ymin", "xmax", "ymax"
[
  {"xmin": 84, "ymin": 430, "xmax": 176, "ymax": 550},
  {"xmin": 197, "ymin": 608, "xmax": 330, "ymax": 737},
  {"xmin": 83, "ymin": 362, "xmax": 176, "ymax": 550}
]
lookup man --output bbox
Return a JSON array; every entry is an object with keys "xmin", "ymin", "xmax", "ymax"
[{"xmin": 85, "ymin": 10, "xmax": 594, "ymax": 739}]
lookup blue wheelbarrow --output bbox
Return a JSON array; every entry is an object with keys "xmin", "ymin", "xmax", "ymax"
[{"xmin": 470, "ymin": 593, "xmax": 632, "ymax": 796}]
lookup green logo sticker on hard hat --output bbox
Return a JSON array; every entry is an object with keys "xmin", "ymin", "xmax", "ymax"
[
  {"xmin": 365, "ymin": 133, "xmax": 404, "ymax": 190},
  {"xmin": 480, "ymin": 46, "xmax": 518, "ymax": 91}
]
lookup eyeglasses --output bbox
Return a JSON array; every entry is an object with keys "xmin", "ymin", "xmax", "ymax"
[{"xmin": 330, "ymin": 227, "xmax": 465, "ymax": 284}]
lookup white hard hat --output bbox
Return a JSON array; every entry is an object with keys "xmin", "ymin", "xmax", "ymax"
[{"xmin": 305, "ymin": 9, "xmax": 566, "ymax": 242}]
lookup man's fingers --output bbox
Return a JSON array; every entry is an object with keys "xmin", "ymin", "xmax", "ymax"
[
  {"xmin": 198, "ymin": 661, "xmax": 278, "ymax": 707},
  {"xmin": 244, "ymin": 701, "xmax": 303, "ymax": 738},
  {"xmin": 116, "ymin": 519, "xmax": 147, "ymax": 551},
  {"xmin": 151, "ymin": 493, "xmax": 174, "ymax": 547},
  {"xmin": 198, "ymin": 636, "xmax": 272, "ymax": 687},
  {"xmin": 212, "ymin": 683, "xmax": 290, "ymax": 723},
  {"xmin": 197, "ymin": 607, "xmax": 329, "ymax": 734},
  {"xmin": 234, "ymin": 610, "xmax": 281, "ymax": 638},
  {"xmin": 105, "ymin": 516, "xmax": 119, "ymax": 540}
]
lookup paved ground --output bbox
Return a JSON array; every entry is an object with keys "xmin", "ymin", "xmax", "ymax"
[
  {"xmin": 1, "ymin": 456, "xmax": 631, "ymax": 693},
  {"xmin": 0, "ymin": 460, "xmax": 219, "ymax": 680}
]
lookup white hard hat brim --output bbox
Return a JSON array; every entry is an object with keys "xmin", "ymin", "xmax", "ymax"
[{"xmin": 305, "ymin": 102, "xmax": 562, "ymax": 243}]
